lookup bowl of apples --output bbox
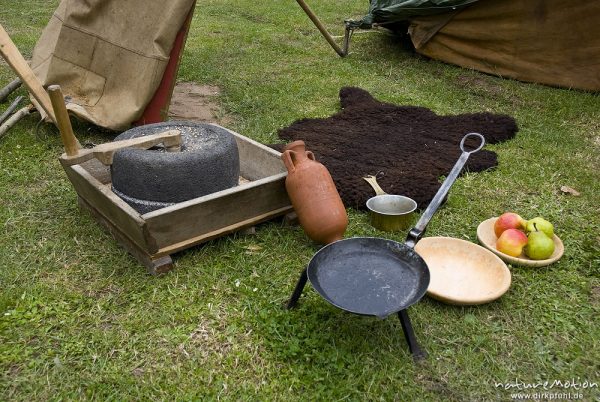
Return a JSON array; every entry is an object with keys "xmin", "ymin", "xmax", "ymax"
[{"xmin": 477, "ymin": 212, "xmax": 564, "ymax": 267}]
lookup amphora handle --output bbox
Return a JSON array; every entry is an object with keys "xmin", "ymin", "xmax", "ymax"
[{"xmin": 282, "ymin": 149, "xmax": 316, "ymax": 173}]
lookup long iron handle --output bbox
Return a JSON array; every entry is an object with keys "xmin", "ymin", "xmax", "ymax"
[{"xmin": 405, "ymin": 133, "xmax": 485, "ymax": 248}]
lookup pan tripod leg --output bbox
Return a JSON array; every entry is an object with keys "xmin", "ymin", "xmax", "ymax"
[
  {"xmin": 286, "ymin": 268, "xmax": 308, "ymax": 309},
  {"xmin": 398, "ymin": 309, "xmax": 427, "ymax": 361}
]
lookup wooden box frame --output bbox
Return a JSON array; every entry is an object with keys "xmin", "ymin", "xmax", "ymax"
[{"xmin": 61, "ymin": 125, "xmax": 293, "ymax": 274}]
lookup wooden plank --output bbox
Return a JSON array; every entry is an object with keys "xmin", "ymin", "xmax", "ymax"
[
  {"xmin": 144, "ymin": 173, "xmax": 291, "ymax": 249},
  {"xmin": 213, "ymin": 124, "xmax": 286, "ymax": 180},
  {"xmin": 78, "ymin": 197, "xmax": 173, "ymax": 274},
  {"xmin": 77, "ymin": 159, "xmax": 111, "ymax": 185},
  {"xmin": 154, "ymin": 205, "xmax": 292, "ymax": 257},
  {"xmin": 63, "ymin": 164, "xmax": 157, "ymax": 253}
]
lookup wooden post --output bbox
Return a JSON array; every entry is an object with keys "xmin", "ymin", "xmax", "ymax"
[{"xmin": 47, "ymin": 85, "xmax": 80, "ymax": 156}]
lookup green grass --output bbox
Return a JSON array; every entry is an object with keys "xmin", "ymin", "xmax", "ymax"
[{"xmin": 1, "ymin": 1, "xmax": 599, "ymax": 400}]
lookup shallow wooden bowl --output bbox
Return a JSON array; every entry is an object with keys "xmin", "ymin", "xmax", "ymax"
[
  {"xmin": 415, "ymin": 237, "xmax": 511, "ymax": 305},
  {"xmin": 476, "ymin": 218, "xmax": 564, "ymax": 267}
]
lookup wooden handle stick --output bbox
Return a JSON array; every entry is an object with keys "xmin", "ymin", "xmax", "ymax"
[
  {"xmin": 59, "ymin": 130, "xmax": 182, "ymax": 166},
  {"xmin": 47, "ymin": 85, "xmax": 81, "ymax": 156},
  {"xmin": 0, "ymin": 24, "xmax": 56, "ymax": 124}
]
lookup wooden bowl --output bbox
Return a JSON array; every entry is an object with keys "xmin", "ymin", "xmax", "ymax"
[
  {"xmin": 414, "ymin": 237, "xmax": 511, "ymax": 305},
  {"xmin": 476, "ymin": 218, "xmax": 564, "ymax": 267}
]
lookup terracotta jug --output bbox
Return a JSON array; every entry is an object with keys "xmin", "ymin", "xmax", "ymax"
[{"xmin": 282, "ymin": 140, "xmax": 348, "ymax": 244}]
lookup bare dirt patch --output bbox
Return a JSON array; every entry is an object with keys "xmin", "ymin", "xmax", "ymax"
[
  {"xmin": 454, "ymin": 74, "xmax": 504, "ymax": 97},
  {"xmin": 168, "ymin": 82, "xmax": 232, "ymax": 125},
  {"xmin": 453, "ymin": 73, "xmax": 533, "ymax": 108}
]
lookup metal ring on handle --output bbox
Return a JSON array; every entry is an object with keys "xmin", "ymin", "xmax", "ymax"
[{"xmin": 460, "ymin": 132, "xmax": 485, "ymax": 154}]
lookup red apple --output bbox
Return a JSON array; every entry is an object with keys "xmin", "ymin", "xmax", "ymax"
[
  {"xmin": 494, "ymin": 212, "xmax": 526, "ymax": 237},
  {"xmin": 496, "ymin": 228, "xmax": 528, "ymax": 257}
]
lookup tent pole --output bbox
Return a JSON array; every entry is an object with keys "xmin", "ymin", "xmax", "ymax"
[{"xmin": 295, "ymin": 0, "xmax": 347, "ymax": 57}]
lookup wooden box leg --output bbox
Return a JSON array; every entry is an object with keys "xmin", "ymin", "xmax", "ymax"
[
  {"xmin": 139, "ymin": 255, "xmax": 174, "ymax": 275},
  {"xmin": 283, "ymin": 211, "xmax": 299, "ymax": 226},
  {"xmin": 77, "ymin": 196, "xmax": 174, "ymax": 275}
]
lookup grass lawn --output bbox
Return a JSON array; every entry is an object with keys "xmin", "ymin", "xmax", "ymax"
[{"xmin": 1, "ymin": 0, "xmax": 599, "ymax": 400}]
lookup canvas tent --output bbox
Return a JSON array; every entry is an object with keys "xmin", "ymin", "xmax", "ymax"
[
  {"xmin": 351, "ymin": 0, "xmax": 600, "ymax": 91},
  {"xmin": 30, "ymin": 0, "xmax": 196, "ymax": 130}
]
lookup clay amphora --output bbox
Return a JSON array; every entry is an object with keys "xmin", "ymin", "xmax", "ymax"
[{"xmin": 281, "ymin": 140, "xmax": 348, "ymax": 244}]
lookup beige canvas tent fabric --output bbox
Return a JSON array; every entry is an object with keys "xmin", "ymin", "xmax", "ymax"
[
  {"xmin": 409, "ymin": 0, "xmax": 600, "ymax": 91},
  {"xmin": 31, "ymin": 0, "xmax": 196, "ymax": 130}
]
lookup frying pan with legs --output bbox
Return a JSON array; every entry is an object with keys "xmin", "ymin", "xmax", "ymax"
[{"xmin": 287, "ymin": 133, "xmax": 486, "ymax": 361}]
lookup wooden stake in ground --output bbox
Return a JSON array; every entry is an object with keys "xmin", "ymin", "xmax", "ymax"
[{"xmin": 0, "ymin": 24, "xmax": 56, "ymax": 124}]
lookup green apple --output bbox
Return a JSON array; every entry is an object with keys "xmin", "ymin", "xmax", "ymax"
[
  {"xmin": 524, "ymin": 228, "xmax": 555, "ymax": 260},
  {"xmin": 525, "ymin": 217, "xmax": 554, "ymax": 238}
]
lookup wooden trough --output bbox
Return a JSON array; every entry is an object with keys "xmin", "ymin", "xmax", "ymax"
[{"xmin": 61, "ymin": 126, "xmax": 292, "ymax": 274}]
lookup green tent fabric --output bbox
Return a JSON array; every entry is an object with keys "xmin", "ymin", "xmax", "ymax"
[{"xmin": 348, "ymin": 0, "xmax": 479, "ymax": 29}]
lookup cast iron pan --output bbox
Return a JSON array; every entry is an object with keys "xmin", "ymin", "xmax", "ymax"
[
  {"xmin": 307, "ymin": 237, "xmax": 429, "ymax": 317},
  {"xmin": 287, "ymin": 133, "xmax": 486, "ymax": 360}
]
